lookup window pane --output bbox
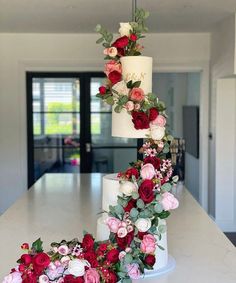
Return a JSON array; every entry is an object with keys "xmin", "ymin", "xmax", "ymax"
[
  {"xmin": 33, "ymin": 113, "xmax": 41, "ymax": 135},
  {"xmin": 45, "ymin": 113, "xmax": 73, "ymax": 135}
]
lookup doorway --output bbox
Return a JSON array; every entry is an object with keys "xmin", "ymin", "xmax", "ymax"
[{"xmin": 26, "ymin": 72, "xmax": 137, "ymax": 188}]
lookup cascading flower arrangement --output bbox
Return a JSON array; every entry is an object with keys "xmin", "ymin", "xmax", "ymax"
[{"xmin": 3, "ymin": 9, "xmax": 179, "ymax": 283}]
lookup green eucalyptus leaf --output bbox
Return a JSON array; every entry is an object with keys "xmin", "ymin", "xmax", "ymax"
[
  {"xmin": 96, "ymin": 37, "xmax": 104, "ymax": 44},
  {"xmin": 132, "ymin": 81, "xmax": 141, "ymax": 88},
  {"xmin": 131, "ymin": 191, "xmax": 139, "ymax": 200},
  {"xmin": 106, "ymin": 96, "xmax": 114, "ymax": 105},
  {"xmin": 127, "ymin": 80, "xmax": 133, "ymax": 89},
  {"xmin": 136, "ymin": 199, "xmax": 145, "ymax": 209},
  {"xmin": 114, "ymin": 204, "xmax": 124, "ymax": 215},
  {"xmin": 124, "ymin": 254, "xmax": 133, "ymax": 264},
  {"xmin": 32, "ymin": 238, "xmax": 43, "ymax": 252},
  {"xmin": 130, "ymin": 208, "xmax": 139, "ymax": 218},
  {"xmin": 114, "ymin": 105, "xmax": 122, "ymax": 113},
  {"xmin": 161, "ymin": 183, "xmax": 172, "ymax": 192},
  {"xmin": 158, "ymin": 224, "xmax": 167, "ymax": 234},
  {"xmin": 94, "ymin": 24, "xmax": 102, "ymax": 32},
  {"xmin": 154, "ymin": 203, "xmax": 163, "ymax": 213}
]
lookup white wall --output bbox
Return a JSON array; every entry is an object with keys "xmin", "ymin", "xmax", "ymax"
[
  {"xmin": 209, "ymin": 15, "xmax": 236, "ymax": 218},
  {"xmin": 0, "ymin": 32, "xmax": 210, "ymax": 214}
]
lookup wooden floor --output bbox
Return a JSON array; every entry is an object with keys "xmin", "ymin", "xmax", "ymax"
[{"xmin": 225, "ymin": 233, "xmax": 236, "ymax": 246}]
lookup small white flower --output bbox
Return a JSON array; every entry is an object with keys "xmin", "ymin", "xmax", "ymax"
[
  {"xmin": 135, "ymin": 218, "xmax": 152, "ymax": 232},
  {"xmin": 119, "ymin": 181, "xmax": 137, "ymax": 196},
  {"xmin": 61, "ymin": 256, "xmax": 70, "ymax": 264},
  {"xmin": 119, "ymin": 22, "xmax": 132, "ymax": 36},
  {"xmin": 58, "ymin": 245, "xmax": 69, "ymax": 256},
  {"xmin": 112, "ymin": 80, "xmax": 130, "ymax": 96},
  {"xmin": 68, "ymin": 259, "xmax": 90, "ymax": 277}
]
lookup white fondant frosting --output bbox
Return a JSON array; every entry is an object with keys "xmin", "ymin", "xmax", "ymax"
[{"xmin": 112, "ymin": 56, "xmax": 153, "ymax": 138}]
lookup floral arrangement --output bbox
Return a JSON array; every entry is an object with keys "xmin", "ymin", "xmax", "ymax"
[{"xmin": 3, "ymin": 9, "xmax": 179, "ymax": 283}]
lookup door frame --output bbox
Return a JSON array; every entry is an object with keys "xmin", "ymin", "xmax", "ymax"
[{"xmin": 26, "ymin": 71, "xmax": 105, "ymax": 187}]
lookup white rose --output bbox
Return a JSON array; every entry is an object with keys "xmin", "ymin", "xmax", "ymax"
[
  {"xmin": 119, "ymin": 22, "xmax": 132, "ymax": 36},
  {"xmin": 150, "ymin": 125, "xmax": 165, "ymax": 140},
  {"xmin": 112, "ymin": 80, "xmax": 130, "ymax": 96},
  {"xmin": 119, "ymin": 181, "xmax": 137, "ymax": 196},
  {"xmin": 39, "ymin": 275, "xmax": 49, "ymax": 283},
  {"xmin": 3, "ymin": 272, "xmax": 22, "ymax": 283},
  {"xmin": 135, "ymin": 218, "xmax": 152, "ymax": 232},
  {"xmin": 68, "ymin": 259, "xmax": 89, "ymax": 277}
]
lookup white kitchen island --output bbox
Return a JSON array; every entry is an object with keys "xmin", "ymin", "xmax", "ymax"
[{"xmin": 0, "ymin": 173, "xmax": 236, "ymax": 282}]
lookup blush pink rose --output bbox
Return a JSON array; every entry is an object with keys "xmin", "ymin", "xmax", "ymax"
[
  {"xmin": 140, "ymin": 163, "xmax": 156, "ymax": 180},
  {"xmin": 134, "ymin": 103, "xmax": 141, "ymax": 110},
  {"xmin": 130, "ymin": 88, "xmax": 145, "ymax": 102},
  {"xmin": 125, "ymin": 101, "xmax": 134, "ymax": 111},
  {"xmin": 126, "ymin": 263, "xmax": 141, "ymax": 279},
  {"xmin": 151, "ymin": 115, "xmax": 166, "ymax": 127},
  {"xmin": 3, "ymin": 272, "xmax": 22, "ymax": 283},
  {"xmin": 117, "ymin": 227, "xmax": 128, "ymax": 238},
  {"xmin": 58, "ymin": 245, "xmax": 69, "ymax": 256},
  {"xmin": 105, "ymin": 217, "xmax": 121, "ymax": 233},
  {"xmin": 104, "ymin": 60, "xmax": 122, "ymax": 76},
  {"xmin": 118, "ymin": 251, "xmax": 126, "ymax": 260},
  {"xmin": 84, "ymin": 268, "xmax": 100, "ymax": 283},
  {"xmin": 140, "ymin": 234, "xmax": 156, "ymax": 254},
  {"xmin": 161, "ymin": 192, "xmax": 179, "ymax": 211},
  {"xmin": 103, "ymin": 47, "xmax": 118, "ymax": 58}
]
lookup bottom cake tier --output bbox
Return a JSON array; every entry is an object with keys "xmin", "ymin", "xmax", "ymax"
[{"xmin": 96, "ymin": 215, "xmax": 168, "ymax": 271}]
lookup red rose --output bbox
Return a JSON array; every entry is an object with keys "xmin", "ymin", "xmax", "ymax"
[
  {"xmin": 139, "ymin": 180, "xmax": 155, "ymax": 203},
  {"xmin": 131, "ymin": 111, "xmax": 150, "ymax": 130},
  {"xmin": 117, "ymin": 48, "xmax": 125, "ymax": 57},
  {"xmin": 32, "ymin": 252, "xmax": 50, "ymax": 274},
  {"xmin": 64, "ymin": 275, "xmax": 84, "ymax": 283},
  {"xmin": 106, "ymin": 270, "xmax": 117, "ymax": 283},
  {"xmin": 112, "ymin": 36, "xmax": 129, "ymax": 48},
  {"xmin": 149, "ymin": 107, "xmax": 159, "ymax": 121},
  {"xmin": 108, "ymin": 71, "xmax": 122, "ymax": 85},
  {"xmin": 116, "ymin": 231, "xmax": 134, "ymax": 250},
  {"xmin": 144, "ymin": 156, "xmax": 161, "ymax": 170},
  {"xmin": 130, "ymin": 34, "xmax": 138, "ymax": 41},
  {"xmin": 83, "ymin": 251, "xmax": 98, "ymax": 267},
  {"xmin": 106, "ymin": 248, "xmax": 119, "ymax": 263},
  {"xmin": 22, "ymin": 273, "xmax": 37, "ymax": 283},
  {"xmin": 21, "ymin": 243, "xmax": 29, "ymax": 250},
  {"xmin": 99, "ymin": 86, "xmax": 106, "ymax": 95},
  {"xmin": 145, "ymin": 254, "xmax": 156, "ymax": 266},
  {"xmin": 98, "ymin": 243, "xmax": 108, "ymax": 252},
  {"xmin": 20, "ymin": 254, "xmax": 32, "ymax": 266},
  {"xmin": 124, "ymin": 199, "xmax": 137, "ymax": 212},
  {"xmin": 125, "ymin": 167, "xmax": 139, "ymax": 179},
  {"xmin": 82, "ymin": 234, "xmax": 94, "ymax": 251}
]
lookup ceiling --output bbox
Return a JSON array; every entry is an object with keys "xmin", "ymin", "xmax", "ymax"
[{"xmin": 0, "ymin": 0, "xmax": 236, "ymax": 33}]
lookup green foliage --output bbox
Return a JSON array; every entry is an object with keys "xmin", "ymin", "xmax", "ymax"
[{"xmin": 32, "ymin": 238, "xmax": 43, "ymax": 253}]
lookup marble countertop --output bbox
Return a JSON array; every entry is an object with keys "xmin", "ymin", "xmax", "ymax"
[{"xmin": 0, "ymin": 173, "xmax": 236, "ymax": 282}]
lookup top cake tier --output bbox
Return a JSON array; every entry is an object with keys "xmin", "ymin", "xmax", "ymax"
[{"xmin": 112, "ymin": 56, "xmax": 153, "ymax": 138}]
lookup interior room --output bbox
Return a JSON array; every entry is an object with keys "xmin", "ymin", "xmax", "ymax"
[{"xmin": 0, "ymin": 1, "xmax": 236, "ymax": 282}]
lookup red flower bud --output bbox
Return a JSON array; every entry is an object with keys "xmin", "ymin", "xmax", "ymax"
[
  {"xmin": 21, "ymin": 254, "xmax": 32, "ymax": 266},
  {"xmin": 99, "ymin": 86, "xmax": 107, "ymax": 95},
  {"xmin": 21, "ymin": 243, "xmax": 29, "ymax": 250},
  {"xmin": 130, "ymin": 33, "xmax": 138, "ymax": 41}
]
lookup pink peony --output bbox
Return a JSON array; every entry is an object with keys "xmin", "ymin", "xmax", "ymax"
[
  {"xmin": 161, "ymin": 192, "xmax": 179, "ymax": 211},
  {"xmin": 126, "ymin": 263, "xmax": 141, "ymax": 279},
  {"xmin": 104, "ymin": 60, "xmax": 122, "ymax": 76},
  {"xmin": 140, "ymin": 163, "xmax": 156, "ymax": 180},
  {"xmin": 117, "ymin": 227, "xmax": 128, "ymax": 238},
  {"xmin": 125, "ymin": 101, "xmax": 134, "ymax": 111},
  {"xmin": 140, "ymin": 234, "xmax": 156, "ymax": 254},
  {"xmin": 105, "ymin": 217, "xmax": 121, "ymax": 233},
  {"xmin": 84, "ymin": 268, "xmax": 100, "ymax": 283},
  {"xmin": 151, "ymin": 115, "xmax": 166, "ymax": 127},
  {"xmin": 130, "ymin": 88, "xmax": 145, "ymax": 102},
  {"xmin": 3, "ymin": 272, "xmax": 22, "ymax": 283}
]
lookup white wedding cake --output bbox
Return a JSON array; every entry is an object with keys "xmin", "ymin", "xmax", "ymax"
[
  {"xmin": 96, "ymin": 174, "xmax": 168, "ymax": 271},
  {"xmin": 112, "ymin": 56, "xmax": 152, "ymax": 138}
]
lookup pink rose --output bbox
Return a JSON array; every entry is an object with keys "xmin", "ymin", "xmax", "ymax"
[
  {"xmin": 161, "ymin": 192, "xmax": 179, "ymax": 211},
  {"xmin": 126, "ymin": 263, "xmax": 141, "ymax": 279},
  {"xmin": 151, "ymin": 115, "xmax": 166, "ymax": 127},
  {"xmin": 3, "ymin": 272, "xmax": 22, "ymax": 283},
  {"xmin": 130, "ymin": 88, "xmax": 145, "ymax": 102},
  {"xmin": 140, "ymin": 234, "xmax": 156, "ymax": 254},
  {"xmin": 106, "ymin": 217, "xmax": 121, "ymax": 233},
  {"xmin": 104, "ymin": 60, "xmax": 122, "ymax": 76},
  {"xmin": 58, "ymin": 245, "xmax": 69, "ymax": 255},
  {"xmin": 125, "ymin": 101, "xmax": 134, "ymax": 111},
  {"xmin": 117, "ymin": 227, "xmax": 128, "ymax": 238},
  {"xmin": 39, "ymin": 275, "xmax": 49, "ymax": 283},
  {"xmin": 157, "ymin": 141, "xmax": 164, "ymax": 149},
  {"xmin": 103, "ymin": 47, "xmax": 118, "ymax": 58},
  {"xmin": 84, "ymin": 268, "xmax": 100, "ymax": 283},
  {"xmin": 134, "ymin": 103, "xmax": 141, "ymax": 110},
  {"xmin": 140, "ymin": 163, "xmax": 156, "ymax": 180},
  {"xmin": 127, "ymin": 225, "xmax": 133, "ymax": 233},
  {"xmin": 118, "ymin": 251, "xmax": 126, "ymax": 260}
]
